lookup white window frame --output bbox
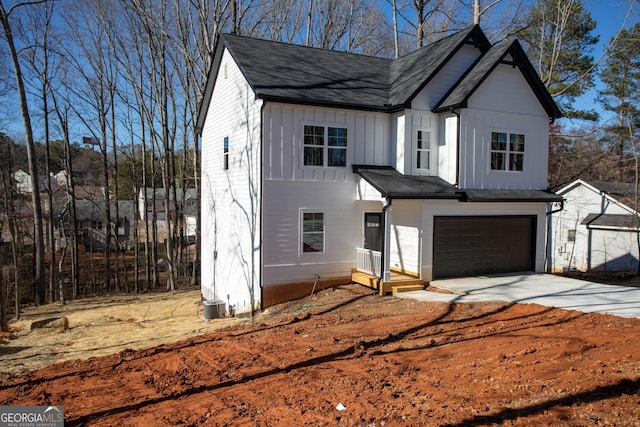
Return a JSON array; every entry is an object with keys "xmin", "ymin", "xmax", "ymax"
[
  {"xmin": 223, "ymin": 136, "xmax": 229, "ymax": 170},
  {"xmin": 302, "ymin": 124, "xmax": 348, "ymax": 168},
  {"xmin": 300, "ymin": 210, "xmax": 325, "ymax": 255},
  {"xmin": 414, "ymin": 128, "xmax": 432, "ymax": 174},
  {"xmin": 490, "ymin": 131, "xmax": 525, "ymax": 172}
]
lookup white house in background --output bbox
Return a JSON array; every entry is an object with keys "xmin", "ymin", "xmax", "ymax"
[
  {"xmin": 13, "ymin": 169, "xmax": 52, "ymax": 194},
  {"xmin": 196, "ymin": 25, "xmax": 562, "ymax": 316},
  {"xmin": 550, "ymin": 180, "xmax": 640, "ymax": 273}
]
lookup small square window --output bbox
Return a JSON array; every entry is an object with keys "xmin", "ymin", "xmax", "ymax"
[
  {"xmin": 491, "ymin": 132, "xmax": 524, "ymax": 172},
  {"xmin": 303, "ymin": 125, "xmax": 347, "ymax": 167},
  {"xmin": 567, "ymin": 229, "xmax": 576, "ymax": 242}
]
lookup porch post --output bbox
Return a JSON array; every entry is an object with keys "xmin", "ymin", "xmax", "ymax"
[{"xmin": 382, "ymin": 199, "xmax": 392, "ymax": 282}]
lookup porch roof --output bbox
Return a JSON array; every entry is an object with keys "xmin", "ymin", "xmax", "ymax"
[
  {"xmin": 462, "ymin": 189, "xmax": 563, "ymax": 203},
  {"xmin": 581, "ymin": 213, "xmax": 640, "ymax": 230},
  {"xmin": 353, "ymin": 165, "xmax": 562, "ymax": 202},
  {"xmin": 353, "ymin": 166, "xmax": 459, "ymax": 199}
]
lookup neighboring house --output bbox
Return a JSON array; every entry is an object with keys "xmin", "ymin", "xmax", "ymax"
[
  {"xmin": 550, "ymin": 180, "xmax": 640, "ymax": 273},
  {"xmin": 53, "ymin": 170, "xmax": 97, "ymax": 187},
  {"xmin": 13, "ymin": 169, "xmax": 52, "ymax": 194},
  {"xmin": 196, "ymin": 25, "xmax": 562, "ymax": 316},
  {"xmin": 138, "ymin": 187, "xmax": 197, "ymax": 221},
  {"xmin": 183, "ymin": 204, "xmax": 197, "ymax": 238},
  {"xmin": 49, "ymin": 193, "xmax": 135, "ymax": 251}
]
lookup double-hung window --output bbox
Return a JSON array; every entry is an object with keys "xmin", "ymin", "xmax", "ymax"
[
  {"xmin": 301, "ymin": 211, "xmax": 324, "ymax": 253},
  {"xmin": 415, "ymin": 129, "xmax": 431, "ymax": 172},
  {"xmin": 490, "ymin": 131, "xmax": 525, "ymax": 172},
  {"xmin": 303, "ymin": 125, "xmax": 347, "ymax": 167}
]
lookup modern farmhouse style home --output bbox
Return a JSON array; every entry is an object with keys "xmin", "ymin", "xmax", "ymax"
[{"xmin": 196, "ymin": 25, "xmax": 562, "ymax": 315}]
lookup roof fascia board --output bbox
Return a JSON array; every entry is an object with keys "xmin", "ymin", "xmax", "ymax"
[
  {"xmin": 555, "ymin": 178, "xmax": 590, "ymax": 195},
  {"xmin": 506, "ymin": 40, "xmax": 562, "ymax": 119},
  {"xmin": 259, "ymin": 96, "xmax": 397, "ymax": 113},
  {"xmin": 585, "ymin": 224, "xmax": 639, "ymax": 231},
  {"xmin": 195, "ymin": 35, "xmax": 225, "ymax": 135}
]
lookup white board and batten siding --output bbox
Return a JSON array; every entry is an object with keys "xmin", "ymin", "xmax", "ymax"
[
  {"xmin": 261, "ymin": 103, "xmax": 391, "ymax": 286},
  {"xmin": 200, "ymin": 49, "xmax": 263, "ymax": 314},
  {"xmin": 459, "ymin": 62, "xmax": 550, "ymax": 190},
  {"xmin": 412, "ymin": 45, "xmax": 482, "ymax": 111},
  {"xmin": 263, "ymin": 103, "xmax": 391, "ymax": 180}
]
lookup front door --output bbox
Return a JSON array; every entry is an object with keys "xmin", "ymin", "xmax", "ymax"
[{"xmin": 364, "ymin": 213, "xmax": 382, "ymax": 252}]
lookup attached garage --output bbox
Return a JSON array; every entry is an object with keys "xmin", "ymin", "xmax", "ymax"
[{"xmin": 433, "ymin": 216, "xmax": 535, "ymax": 279}]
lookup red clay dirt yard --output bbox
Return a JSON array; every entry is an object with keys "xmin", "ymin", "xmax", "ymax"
[{"xmin": 1, "ymin": 283, "xmax": 639, "ymax": 426}]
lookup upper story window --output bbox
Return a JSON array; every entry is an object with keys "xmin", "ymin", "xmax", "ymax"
[
  {"xmin": 223, "ymin": 136, "xmax": 229, "ymax": 170},
  {"xmin": 416, "ymin": 129, "xmax": 431, "ymax": 171},
  {"xmin": 491, "ymin": 131, "xmax": 525, "ymax": 172},
  {"xmin": 303, "ymin": 125, "xmax": 347, "ymax": 167}
]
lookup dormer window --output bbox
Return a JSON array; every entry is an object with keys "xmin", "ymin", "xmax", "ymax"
[
  {"xmin": 303, "ymin": 125, "xmax": 347, "ymax": 167},
  {"xmin": 491, "ymin": 131, "xmax": 525, "ymax": 172}
]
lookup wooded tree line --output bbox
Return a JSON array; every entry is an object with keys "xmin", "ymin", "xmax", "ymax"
[{"xmin": 0, "ymin": 0, "xmax": 637, "ymax": 327}]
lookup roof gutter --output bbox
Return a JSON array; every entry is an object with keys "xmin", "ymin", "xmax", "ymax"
[{"xmin": 258, "ymin": 101, "xmax": 266, "ymax": 314}]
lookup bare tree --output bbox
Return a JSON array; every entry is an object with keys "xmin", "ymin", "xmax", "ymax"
[
  {"xmin": 20, "ymin": 0, "xmax": 58, "ymax": 301},
  {"xmin": 0, "ymin": 0, "xmax": 47, "ymax": 305}
]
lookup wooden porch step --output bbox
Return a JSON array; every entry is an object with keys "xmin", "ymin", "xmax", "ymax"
[{"xmin": 391, "ymin": 284, "xmax": 425, "ymax": 293}]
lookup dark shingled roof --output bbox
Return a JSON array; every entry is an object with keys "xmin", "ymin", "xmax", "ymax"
[
  {"xmin": 581, "ymin": 213, "xmax": 640, "ymax": 230},
  {"xmin": 353, "ymin": 166, "xmax": 459, "ymax": 199},
  {"xmin": 354, "ymin": 166, "xmax": 561, "ymax": 202},
  {"xmin": 462, "ymin": 189, "xmax": 562, "ymax": 203},
  {"xmin": 582, "ymin": 180, "xmax": 640, "ymax": 211},
  {"xmin": 196, "ymin": 26, "xmax": 560, "ymax": 134},
  {"xmin": 222, "ymin": 34, "xmax": 391, "ymax": 110}
]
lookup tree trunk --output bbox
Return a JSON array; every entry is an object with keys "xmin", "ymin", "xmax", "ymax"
[{"xmin": 0, "ymin": 1, "xmax": 46, "ymax": 305}]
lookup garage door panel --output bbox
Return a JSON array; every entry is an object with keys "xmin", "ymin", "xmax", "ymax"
[{"xmin": 433, "ymin": 216, "xmax": 534, "ymax": 279}]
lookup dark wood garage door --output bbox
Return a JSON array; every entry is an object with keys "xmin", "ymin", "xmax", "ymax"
[{"xmin": 433, "ymin": 216, "xmax": 535, "ymax": 279}]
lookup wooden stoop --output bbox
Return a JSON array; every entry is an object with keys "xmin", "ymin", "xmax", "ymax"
[{"xmin": 351, "ymin": 269, "xmax": 425, "ymax": 295}]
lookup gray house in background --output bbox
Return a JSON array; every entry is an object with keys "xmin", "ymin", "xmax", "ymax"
[
  {"xmin": 49, "ymin": 195, "xmax": 135, "ymax": 251},
  {"xmin": 138, "ymin": 188, "xmax": 197, "ymax": 221}
]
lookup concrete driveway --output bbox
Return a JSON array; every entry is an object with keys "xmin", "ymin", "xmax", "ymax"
[{"xmin": 396, "ymin": 273, "xmax": 640, "ymax": 318}]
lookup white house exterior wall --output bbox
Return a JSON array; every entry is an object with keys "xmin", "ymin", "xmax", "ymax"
[
  {"xmin": 551, "ymin": 183, "xmax": 638, "ymax": 272},
  {"xmin": 262, "ymin": 180, "xmax": 380, "ymax": 286},
  {"xmin": 261, "ymin": 103, "xmax": 392, "ymax": 288},
  {"xmin": 459, "ymin": 63, "xmax": 550, "ymax": 190},
  {"xmin": 412, "ymin": 45, "xmax": 482, "ymax": 111},
  {"xmin": 397, "ymin": 110, "xmax": 437, "ymax": 176},
  {"xmin": 200, "ymin": 49, "xmax": 262, "ymax": 315},
  {"xmin": 421, "ymin": 200, "xmax": 548, "ymax": 281},
  {"xmin": 388, "ymin": 200, "xmax": 423, "ymax": 275},
  {"xmin": 263, "ymin": 103, "xmax": 391, "ymax": 181},
  {"xmin": 438, "ymin": 115, "xmax": 458, "ymax": 184}
]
